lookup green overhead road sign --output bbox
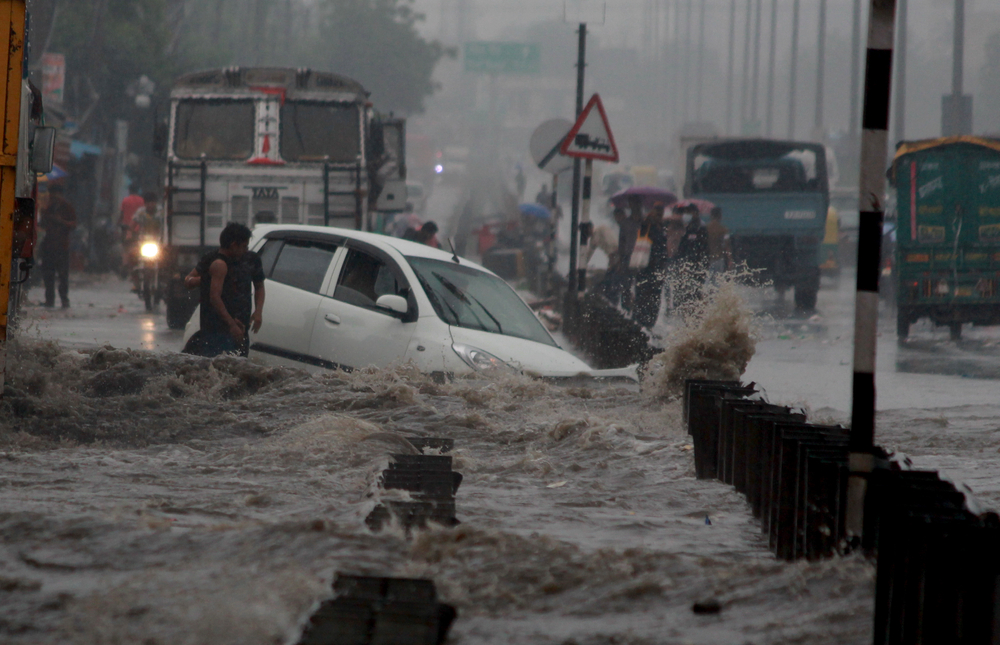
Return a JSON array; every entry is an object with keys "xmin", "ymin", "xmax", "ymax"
[{"xmin": 464, "ymin": 42, "xmax": 541, "ymax": 75}]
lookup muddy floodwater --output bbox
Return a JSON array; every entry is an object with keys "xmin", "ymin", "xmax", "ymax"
[{"xmin": 3, "ymin": 276, "xmax": 1000, "ymax": 644}]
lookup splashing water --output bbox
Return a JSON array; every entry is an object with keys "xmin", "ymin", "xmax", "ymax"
[{"xmin": 643, "ymin": 271, "xmax": 760, "ymax": 399}]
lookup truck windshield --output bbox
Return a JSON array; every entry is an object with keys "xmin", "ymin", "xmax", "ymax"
[
  {"xmin": 691, "ymin": 143, "xmax": 823, "ymax": 194},
  {"xmin": 281, "ymin": 101, "xmax": 359, "ymax": 163},
  {"xmin": 407, "ymin": 257, "xmax": 557, "ymax": 347},
  {"xmin": 174, "ymin": 100, "xmax": 255, "ymax": 160}
]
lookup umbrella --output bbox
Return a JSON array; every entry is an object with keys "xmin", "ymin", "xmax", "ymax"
[
  {"xmin": 609, "ymin": 186, "xmax": 678, "ymax": 211},
  {"xmin": 45, "ymin": 164, "xmax": 68, "ymax": 181},
  {"xmin": 671, "ymin": 198, "xmax": 716, "ymax": 216},
  {"xmin": 519, "ymin": 203, "xmax": 551, "ymax": 220}
]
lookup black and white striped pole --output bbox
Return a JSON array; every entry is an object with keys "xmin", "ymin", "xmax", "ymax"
[
  {"xmin": 846, "ymin": 0, "xmax": 898, "ymax": 540},
  {"xmin": 579, "ymin": 158, "xmax": 593, "ymax": 292}
]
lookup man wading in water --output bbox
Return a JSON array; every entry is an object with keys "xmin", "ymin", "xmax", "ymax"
[{"xmin": 182, "ymin": 223, "xmax": 265, "ymax": 357}]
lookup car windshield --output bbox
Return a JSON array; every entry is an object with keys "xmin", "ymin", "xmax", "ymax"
[
  {"xmin": 280, "ymin": 101, "xmax": 360, "ymax": 163},
  {"xmin": 691, "ymin": 143, "xmax": 824, "ymax": 194},
  {"xmin": 407, "ymin": 257, "xmax": 556, "ymax": 347},
  {"xmin": 174, "ymin": 100, "xmax": 255, "ymax": 160}
]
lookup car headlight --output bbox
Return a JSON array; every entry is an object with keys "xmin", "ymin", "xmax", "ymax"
[
  {"xmin": 140, "ymin": 242, "xmax": 160, "ymax": 259},
  {"xmin": 452, "ymin": 344, "xmax": 513, "ymax": 372}
]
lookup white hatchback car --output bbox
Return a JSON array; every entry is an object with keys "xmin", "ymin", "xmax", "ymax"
[{"xmin": 183, "ymin": 225, "xmax": 614, "ymax": 378}]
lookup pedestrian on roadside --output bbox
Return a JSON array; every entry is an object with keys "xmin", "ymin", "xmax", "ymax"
[
  {"xmin": 617, "ymin": 196, "xmax": 644, "ymax": 311},
  {"xmin": 632, "ymin": 203, "xmax": 668, "ymax": 329},
  {"xmin": 590, "ymin": 207, "xmax": 626, "ymax": 305},
  {"xmin": 675, "ymin": 204, "xmax": 710, "ymax": 312},
  {"xmin": 414, "ymin": 221, "xmax": 440, "ymax": 248},
  {"xmin": 515, "ymin": 164, "xmax": 526, "ymax": 199},
  {"xmin": 118, "ymin": 185, "xmax": 144, "ymax": 274},
  {"xmin": 706, "ymin": 205, "xmax": 734, "ymax": 277},
  {"xmin": 39, "ymin": 183, "xmax": 76, "ymax": 308},
  {"xmin": 182, "ymin": 223, "xmax": 265, "ymax": 357}
]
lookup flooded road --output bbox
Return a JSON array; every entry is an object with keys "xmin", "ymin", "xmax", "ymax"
[{"xmin": 3, "ymin": 265, "xmax": 1000, "ymax": 643}]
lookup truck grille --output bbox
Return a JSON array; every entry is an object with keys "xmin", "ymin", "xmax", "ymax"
[
  {"xmin": 231, "ymin": 196, "xmax": 249, "ymax": 224},
  {"xmin": 281, "ymin": 197, "xmax": 300, "ymax": 224}
]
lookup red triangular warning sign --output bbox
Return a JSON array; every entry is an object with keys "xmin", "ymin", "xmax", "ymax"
[{"xmin": 560, "ymin": 94, "xmax": 619, "ymax": 162}]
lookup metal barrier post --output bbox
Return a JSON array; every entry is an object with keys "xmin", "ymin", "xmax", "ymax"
[{"xmin": 847, "ymin": 0, "xmax": 898, "ymax": 540}]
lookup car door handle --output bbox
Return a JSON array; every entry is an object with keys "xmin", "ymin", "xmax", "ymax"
[{"xmin": 324, "ymin": 313, "xmax": 341, "ymax": 325}]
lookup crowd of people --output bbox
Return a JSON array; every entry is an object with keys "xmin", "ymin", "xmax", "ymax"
[{"xmin": 587, "ymin": 196, "xmax": 734, "ymax": 330}]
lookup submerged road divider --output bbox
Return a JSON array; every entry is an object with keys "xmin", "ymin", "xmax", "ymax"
[
  {"xmin": 295, "ymin": 438, "xmax": 461, "ymax": 644},
  {"xmin": 295, "ymin": 574, "xmax": 456, "ymax": 645},
  {"xmin": 684, "ymin": 378, "xmax": 1000, "ymax": 642},
  {"xmin": 365, "ymin": 440, "xmax": 462, "ymax": 533}
]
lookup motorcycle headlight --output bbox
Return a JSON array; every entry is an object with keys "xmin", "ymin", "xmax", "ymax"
[
  {"xmin": 452, "ymin": 344, "xmax": 514, "ymax": 373},
  {"xmin": 140, "ymin": 242, "xmax": 160, "ymax": 259}
]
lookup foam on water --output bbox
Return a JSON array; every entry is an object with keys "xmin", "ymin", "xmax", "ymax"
[{"xmin": 0, "ymin": 338, "xmax": 878, "ymax": 644}]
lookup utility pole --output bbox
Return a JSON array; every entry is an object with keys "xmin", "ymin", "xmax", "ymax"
[
  {"xmin": 682, "ymin": 0, "xmax": 691, "ymax": 122},
  {"xmin": 894, "ymin": 0, "xmax": 908, "ymax": 143},
  {"xmin": 765, "ymin": 0, "xmax": 777, "ymax": 136},
  {"xmin": 750, "ymin": 0, "xmax": 762, "ymax": 130},
  {"xmin": 849, "ymin": 0, "xmax": 862, "ymax": 140},
  {"xmin": 696, "ymin": 0, "xmax": 705, "ymax": 118},
  {"xmin": 846, "ymin": 0, "xmax": 898, "ymax": 542},
  {"xmin": 740, "ymin": 0, "xmax": 752, "ymax": 131},
  {"xmin": 814, "ymin": 0, "xmax": 827, "ymax": 139},
  {"xmin": 726, "ymin": 0, "xmax": 736, "ymax": 134},
  {"xmin": 942, "ymin": 0, "xmax": 971, "ymax": 135},
  {"xmin": 567, "ymin": 23, "xmax": 586, "ymax": 297},
  {"xmin": 787, "ymin": 0, "xmax": 800, "ymax": 138}
]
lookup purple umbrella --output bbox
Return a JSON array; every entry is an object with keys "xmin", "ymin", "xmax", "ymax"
[{"xmin": 609, "ymin": 186, "xmax": 678, "ymax": 211}]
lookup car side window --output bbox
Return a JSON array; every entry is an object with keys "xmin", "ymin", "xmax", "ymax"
[
  {"xmin": 269, "ymin": 240, "xmax": 337, "ymax": 294},
  {"xmin": 256, "ymin": 239, "xmax": 283, "ymax": 277},
  {"xmin": 334, "ymin": 248, "xmax": 409, "ymax": 309}
]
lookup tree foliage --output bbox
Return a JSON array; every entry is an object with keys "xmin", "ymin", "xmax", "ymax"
[
  {"xmin": 174, "ymin": 0, "xmax": 445, "ymax": 115},
  {"xmin": 308, "ymin": 0, "xmax": 445, "ymax": 114},
  {"xmin": 43, "ymin": 0, "xmax": 173, "ymax": 129},
  {"xmin": 37, "ymin": 0, "xmax": 444, "ymax": 140}
]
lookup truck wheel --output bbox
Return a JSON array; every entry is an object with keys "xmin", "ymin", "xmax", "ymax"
[
  {"xmin": 949, "ymin": 322, "xmax": 962, "ymax": 341},
  {"xmin": 793, "ymin": 268, "xmax": 820, "ymax": 312},
  {"xmin": 166, "ymin": 297, "xmax": 190, "ymax": 330},
  {"xmin": 896, "ymin": 309, "xmax": 910, "ymax": 341}
]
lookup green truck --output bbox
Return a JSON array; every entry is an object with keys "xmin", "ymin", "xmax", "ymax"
[
  {"xmin": 892, "ymin": 136, "xmax": 1000, "ymax": 340},
  {"xmin": 686, "ymin": 139, "xmax": 829, "ymax": 310}
]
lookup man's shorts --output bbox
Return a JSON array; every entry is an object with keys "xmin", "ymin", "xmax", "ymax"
[{"xmin": 182, "ymin": 331, "xmax": 240, "ymax": 357}]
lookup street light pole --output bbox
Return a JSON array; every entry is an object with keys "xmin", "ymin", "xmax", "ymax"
[
  {"xmin": 815, "ymin": 0, "xmax": 827, "ymax": 139},
  {"xmin": 788, "ymin": 0, "xmax": 800, "ymax": 138},
  {"xmin": 726, "ymin": 0, "xmax": 737, "ymax": 134},
  {"xmin": 765, "ymin": 0, "xmax": 777, "ymax": 136}
]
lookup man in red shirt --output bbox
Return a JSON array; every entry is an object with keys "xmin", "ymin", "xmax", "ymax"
[{"xmin": 118, "ymin": 185, "xmax": 145, "ymax": 275}]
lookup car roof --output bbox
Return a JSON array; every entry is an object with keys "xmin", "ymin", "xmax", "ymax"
[{"xmin": 251, "ymin": 224, "xmax": 495, "ymax": 273}]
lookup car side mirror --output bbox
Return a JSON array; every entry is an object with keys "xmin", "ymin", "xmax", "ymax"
[
  {"xmin": 30, "ymin": 127, "xmax": 56, "ymax": 174},
  {"xmin": 375, "ymin": 294, "xmax": 408, "ymax": 316}
]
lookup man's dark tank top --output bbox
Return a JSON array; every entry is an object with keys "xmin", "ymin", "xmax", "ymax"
[{"xmin": 197, "ymin": 250, "xmax": 264, "ymax": 334}]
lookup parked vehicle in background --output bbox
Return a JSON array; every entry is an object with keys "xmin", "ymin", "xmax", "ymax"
[
  {"xmin": 829, "ymin": 187, "xmax": 859, "ymax": 270},
  {"xmin": 158, "ymin": 67, "xmax": 405, "ymax": 329},
  {"xmin": 181, "ymin": 225, "xmax": 607, "ymax": 378},
  {"xmin": 891, "ymin": 136, "xmax": 1000, "ymax": 341},
  {"xmin": 686, "ymin": 139, "xmax": 830, "ymax": 310}
]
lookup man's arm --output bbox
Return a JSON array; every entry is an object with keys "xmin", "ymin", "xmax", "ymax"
[
  {"xmin": 209, "ymin": 259, "xmax": 244, "ymax": 341},
  {"xmin": 250, "ymin": 280, "xmax": 265, "ymax": 333},
  {"xmin": 184, "ymin": 267, "xmax": 201, "ymax": 289}
]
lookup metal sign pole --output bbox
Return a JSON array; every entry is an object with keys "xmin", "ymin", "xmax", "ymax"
[
  {"xmin": 846, "ymin": 0, "xmax": 898, "ymax": 540},
  {"xmin": 567, "ymin": 22, "xmax": 586, "ymax": 297},
  {"xmin": 579, "ymin": 158, "xmax": 593, "ymax": 291}
]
